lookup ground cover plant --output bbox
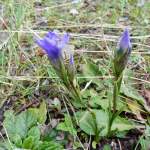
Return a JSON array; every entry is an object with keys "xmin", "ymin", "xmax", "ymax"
[{"xmin": 0, "ymin": 0, "xmax": 150, "ymax": 149}]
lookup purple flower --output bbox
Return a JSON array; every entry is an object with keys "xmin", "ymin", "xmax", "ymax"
[
  {"xmin": 113, "ymin": 28, "xmax": 132, "ymax": 77},
  {"xmin": 117, "ymin": 29, "xmax": 132, "ymax": 54},
  {"xmin": 36, "ymin": 31, "xmax": 69, "ymax": 62}
]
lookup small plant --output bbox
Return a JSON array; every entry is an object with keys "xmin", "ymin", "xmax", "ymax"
[
  {"xmin": 107, "ymin": 29, "xmax": 132, "ymax": 136},
  {"xmin": 1, "ymin": 102, "xmax": 63, "ymax": 150},
  {"xmin": 1, "ymin": 1, "xmax": 150, "ymax": 149},
  {"xmin": 36, "ymin": 31, "xmax": 84, "ymax": 108},
  {"xmin": 35, "ymin": 29, "xmax": 135, "ymax": 142}
]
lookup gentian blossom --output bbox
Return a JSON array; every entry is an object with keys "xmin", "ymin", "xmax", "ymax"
[
  {"xmin": 117, "ymin": 28, "xmax": 132, "ymax": 56},
  {"xmin": 36, "ymin": 31, "xmax": 82, "ymax": 107},
  {"xmin": 36, "ymin": 31, "xmax": 70, "ymax": 63},
  {"xmin": 113, "ymin": 29, "xmax": 132, "ymax": 77}
]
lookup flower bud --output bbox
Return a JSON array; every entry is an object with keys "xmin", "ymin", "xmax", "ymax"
[{"xmin": 113, "ymin": 29, "xmax": 132, "ymax": 77}]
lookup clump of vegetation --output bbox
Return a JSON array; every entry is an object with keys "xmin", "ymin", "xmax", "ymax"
[{"xmin": 0, "ymin": 0, "xmax": 150, "ymax": 149}]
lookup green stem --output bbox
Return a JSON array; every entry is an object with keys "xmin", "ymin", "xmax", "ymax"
[
  {"xmin": 59, "ymin": 62, "xmax": 83, "ymax": 106},
  {"xmin": 112, "ymin": 74, "xmax": 123, "ymax": 113},
  {"xmin": 107, "ymin": 113, "xmax": 114, "ymax": 137},
  {"xmin": 89, "ymin": 110, "xmax": 100, "ymax": 143},
  {"xmin": 113, "ymin": 81, "xmax": 117, "ymax": 113},
  {"xmin": 107, "ymin": 74, "xmax": 123, "ymax": 137}
]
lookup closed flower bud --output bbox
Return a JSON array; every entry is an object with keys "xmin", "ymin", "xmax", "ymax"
[{"xmin": 113, "ymin": 29, "xmax": 132, "ymax": 77}]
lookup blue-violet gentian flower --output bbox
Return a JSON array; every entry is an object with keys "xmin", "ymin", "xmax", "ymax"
[
  {"xmin": 36, "ymin": 31, "xmax": 70, "ymax": 63},
  {"xmin": 113, "ymin": 28, "xmax": 132, "ymax": 77},
  {"xmin": 117, "ymin": 28, "xmax": 132, "ymax": 56}
]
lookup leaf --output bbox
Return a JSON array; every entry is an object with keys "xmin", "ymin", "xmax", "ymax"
[
  {"xmin": 111, "ymin": 115, "xmax": 135, "ymax": 132},
  {"xmin": 47, "ymin": 66, "xmax": 56, "ymax": 78},
  {"xmin": 145, "ymin": 125, "xmax": 150, "ymax": 137},
  {"xmin": 38, "ymin": 141, "xmax": 63, "ymax": 150},
  {"xmin": 28, "ymin": 101, "xmax": 47, "ymax": 124},
  {"xmin": 15, "ymin": 110, "xmax": 37, "ymax": 138},
  {"xmin": 57, "ymin": 114, "xmax": 77, "ymax": 136},
  {"xmin": 0, "ymin": 140, "xmax": 16, "ymax": 150},
  {"xmin": 78, "ymin": 109, "xmax": 135, "ymax": 136},
  {"xmin": 82, "ymin": 61, "xmax": 100, "ymax": 76},
  {"xmin": 22, "ymin": 136, "xmax": 34, "ymax": 149},
  {"xmin": 127, "ymin": 100, "xmax": 145, "ymax": 121},
  {"xmin": 121, "ymin": 84, "xmax": 145, "ymax": 105},
  {"xmin": 139, "ymin": 137, "xmax": 150, "ymax": 150},
  {"xmin": 82, "ymin": 61, "xmax": 102, "ymax": 86},
  {"xmin": 78, "ymin": 111, "xmax": 97, "ymax": 135},
  {"xmin": 3, "ymin": 110, "xmax": 37, "ymax": 140},
  {"xmin": 103, "ymin": 144, "xmax": 111, "ymax": 150},
  {"xmin": 140, "ymin": 127, "xmax": 150, "ymax": 150},
  {"xmin": 28, "ymin": 126, "xmax": 41, "ymax": 141},
  {"xmin": 38, "ymin": 101, "xmax": 47, "ymax": 124},
  {"xmin": 3, "ymin": 111, "xmax": 16, "ymax": 137},
  {"xmin": 0, "ymin": 51, "xmax": 7, "ymax": 65},
  {"xmin": 28, "ymin": 126, "xmax": 41, "ymax": 148},
  {"xmin": 92, "ymin": 95, "xmax": 127, "ymax": 111},
  {"xmin": 85, "ymin": 89, "xmax": 128, "ymax": 111},
  {"xmin": 12, "ymin": 134, "xmax": 22, "ymax": 147}
]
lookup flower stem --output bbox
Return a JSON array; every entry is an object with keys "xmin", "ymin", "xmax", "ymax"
[
  {"xmin": 112, "ymin": 74, "xmax": 123, "ymax": 113},
  {"xmin": 107, "ymin": 74, "xmax": 123, "ymax": 137}
]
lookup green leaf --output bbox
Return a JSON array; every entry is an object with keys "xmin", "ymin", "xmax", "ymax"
[
  {"xmin": 38, "ymin": 101, "xmax": 47, "ymax": 124},
  {"xmin": 139, "ymin": 137, "xmax": 150, "ymax": 150},
  {"xmin": 3, "ymin": 110, "xmax": 37, "ymax": 140},
  {"xmin": 92, "ymin": 95, "xmax": 127, "ymax": 111},
  {"xmin": 82, "ymin": 61, "xmax": 100, "ymax": 76},
  {"xmin": 103, "ymin": 144, "xmax": 111, "ymax": 150},
  {"xmin": 78, "ymin": 109, "xmax": 135, "ymax": 136},
  {"xmin": 82, "ymin": 61, "xmax": 102, "ymax": 86},
  {"xmin": 22, "ymin": 136, "xmax": 34, "ymax": 149},
  {"xmin": 3, "ymin": 111, "xmax": 16, "ymax": 137},
  {"xmin": 111, "ymin": 116, "xmax": 134, "ymax": 132},
  {"xmin": 121, "ymin": 84, "xmax": 145, "ymax": 105},
  {"xmin": 28, "ymin": 126, "xmax": 40, "ymax": 141},
  {"xmin": 38, "ymin": 141, "xmax": 63, "ymax": 150},
  {"xmin": 0, "ymin": 140, "xmax": 16, "ymax": 150},
  {"xmin": 12, "ymin": 134, "xmax": 22, "ymax": 147},
  {"xmin": 78, "ymin": 111, "xmax": 96, "ymax": 135},
  {"xmin": 47, "ymin": 66, "xmax": 56, "ymax": 78},
  {"xmin": 28, "ymin": 101, "xmax": 47, "ymax": 124},
  {"xmin": 0, "ymin": 51, "xmax": 7, "ymax": 65},
  {"xmin": 92, "ymin": 141, "xmax": 97, "ymax": 149},
  {"xmin": 57, "ymin": 114, "xmax": 77, "ymax": 136},
  {"xmin": 15, "ymin": 110, "xmax": 37, "ymax": 138}
]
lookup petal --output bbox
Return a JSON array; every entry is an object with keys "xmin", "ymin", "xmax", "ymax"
[
  {"xmin": 62, "ymin": 33, "xmax": 70, "ymax": 44},
  {"xmin": 36, "ymin": 38, "xmax": 49, "ymax": 52},
  {"xmin": 45, "ymin": 37, "xmax": 57, "ymax": 47},
  {"xmin": 36, "ymin": 38, "xmax": 61, "ymax": 60},
  {"xmin": 46, "ymin": 44, "xmax": 61, "ymax": 60},
  {"xmin": 59, "ymin": 33, "xmax": 70, "ymax": 49},
  {"xmin": 119, "ymin": 29, "xmax": 131, "ymax": 50},
  {"xmin": 46, "ymin": 31, "xmax": 58, "ymax": 39},
  {"xmin": 36, "ymin": 31, "xmax": 69, "ymax": 61}
]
